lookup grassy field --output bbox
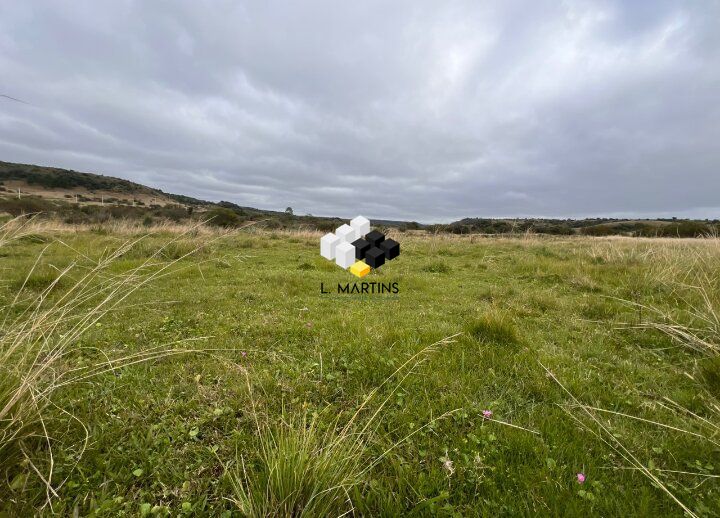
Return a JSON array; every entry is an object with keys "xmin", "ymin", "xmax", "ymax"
[{"xmin": 1, "ymin": 220, "xmax": 719, "ymax": 516}]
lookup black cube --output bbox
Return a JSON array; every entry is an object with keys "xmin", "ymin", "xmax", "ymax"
[
  {"xmin": 365, "ymin": 230, "xmax": 385, "ymax": 248},
  {"xmin": 352, "ymin": 238, "xmax": 371, "ymax": 260},
  {"xmin": 380, "ymin": 238, "xmax": 400, "ymax": 260},
  {"xmin": 364, "ymin": 246, "xmax": 385, "ymax": 269}
]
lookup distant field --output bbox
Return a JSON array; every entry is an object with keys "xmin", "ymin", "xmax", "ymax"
[{"xmin": 1, "ymin": 220, "xmax": 719, "ymax": 516}]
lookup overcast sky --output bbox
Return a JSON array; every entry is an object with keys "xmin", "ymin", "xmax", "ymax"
[{"xmin": 1, "ymin": 1, "xmax": 718, "ymax": 222}]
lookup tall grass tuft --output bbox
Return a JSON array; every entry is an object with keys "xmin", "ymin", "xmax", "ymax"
[
  {"xmin": 573, "ymin": 235, "xmax": 720, "ymax": 516},
  {"xmin": 622, "ymin": 283, "xmax": 720, "ymax": 357},
  {"xmin": 0, "ymin": 214, "xmax": 41, "ymax": 248},
  {"xmin": 0, "ymin": 223, "xmax": 203, "ymax": 503},
  {"xmin": 466, "ymin": 312, "xmax": 519, "ymax": 346},
  {"xmin": 230, "ymin": 335, "xmax": 459, "ymax": 517},
  {"xmin": 230, "ymin": 414, "xmax": 365, "ymax": 517},
  {"xmin": 617, "ymin": 237, "xmax": 720, "ymax": 357}
]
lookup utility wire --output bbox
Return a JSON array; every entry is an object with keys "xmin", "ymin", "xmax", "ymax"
[{"xmin": 0, "ymin": 94, "xmax": 30, "ymax": 105}]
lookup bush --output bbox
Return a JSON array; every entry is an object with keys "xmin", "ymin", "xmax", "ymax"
[
  {"xmin": 659, "ymin": 221, "xmax": 711, "ymax": 238},
  {"xmin": 218, "ymin": 201, "xmax": 245, "ymax": 214},
  {"xmin": 262, "ymin": 219, "xmax": 282, "ymax": 230},
  {"xmin": 206, "ymin": 208, "xmax": 239, "ymax": 227},
  {"xmin": 581, "ymin": 225, "xmax": 616, "ymax": 236},
  {"xmin": 63, "ymin": 210, "xmax": 90, "ymax": 224},
  {"xmin": 0, "ymin": 198, "xmax": 53, "ymax": 217},
  {"xmin": 152, "ymin": 205, "xmax": 188, "ymax": 222}
]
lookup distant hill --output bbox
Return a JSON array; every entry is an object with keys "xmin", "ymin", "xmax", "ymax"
[
  {"xmin": 1, "ymin": 160, "xmax": 717, "ymax": 237},
  {"xmin": 0, "ymin": 161, "xmax": 209, "ymax": 206},
  {"xmin": 0, "ymin": 160, "xmax": 417, "ymax": 231}
]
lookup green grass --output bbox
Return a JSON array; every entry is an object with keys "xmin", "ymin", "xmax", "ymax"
[
  {"xmin": 466, "ymin": 312, "xmax": 519, "ymax": 346},
  {"xmin": 1, "ymin": 227, "xmax": 720, "ymax": 516},
  {"xmin": 230, "ymin": 411, "xmax": 366, "ymax": 517}
]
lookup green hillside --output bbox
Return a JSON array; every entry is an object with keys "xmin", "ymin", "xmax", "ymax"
[{"xmin": 0, "ymin": 161, "xmax": 208, "ymax": 205}]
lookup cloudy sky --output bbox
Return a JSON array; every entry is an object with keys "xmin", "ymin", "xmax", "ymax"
[{"xmin": 1, "ymin": 1, "xmax": 718, "ymax": 222}]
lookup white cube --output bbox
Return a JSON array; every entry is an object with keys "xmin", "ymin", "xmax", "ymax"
[
  {"xmin": 350, "ymin": 215, "xmax": 370, "ymax": 237},
  {"xmin": 320, "ymin": 233, "xmax": 341, "ymax": 260},
  {"xmin": 336, "ymin": 224, "xmax": 357, "ymax": 243},
  {"xmin": 335, "ymin": 241, "xmax": 355, "ymax": 269}
]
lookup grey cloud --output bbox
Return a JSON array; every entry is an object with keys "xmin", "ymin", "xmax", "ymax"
[{"xmin": 1, "ymin": 0, "xmax": 718, "ymax": 222}]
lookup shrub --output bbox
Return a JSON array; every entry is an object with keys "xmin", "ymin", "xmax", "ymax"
[
  {"xmin": 659, "ymin": 221, "xmax": 711, "ymax": 238},
  {"xmin": 0, "ymin": 198, "xmax": 53, "ymax": 217},
  {"xmin": 206, "ymin": 208, "xmax": 240, "ymax": 227},
  {"xmin": 153, "ymin": 205, "xmax": 188, "ymax": 222},
  {"xmin": 218, "ymin": 201, "xmax": 245, "ymax": 214},
  {"xmin": 582, "ymin": 225, "xmax": 616, "ymax": 236},
  {"xmin": 63, "ymin": 210, "xmax": 90, "ymax": 224}
]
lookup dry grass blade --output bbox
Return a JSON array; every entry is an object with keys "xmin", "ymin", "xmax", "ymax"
[
  {"xmin": 614, "ymin": 285, "xmax": 720, "ymax": 358},
  {"xmin": 611, "ymin": 236, "xmax": 720, "ymax": 358},
  {"xmin": 0, "ymin": 215, "xmax": 43, "ymax": 248},
  {"xmin": 574, "ymin": 404, "xmax": 719, "ymax": 446},
  {"xmin": 539, "ymin": 361, "xmax": 698, "ymax": 518},
  {"xmin": 0, "ymin": 224, "xmax": 209, "ymax": 506},
  {"xmin": 230, "ymin": 335, "xmax": 460, "ymax": 517}
]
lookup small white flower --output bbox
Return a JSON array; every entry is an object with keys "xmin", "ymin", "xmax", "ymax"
[{"xmin": 440, "ymin": 450, "xmax": 455, "ymax": 476}]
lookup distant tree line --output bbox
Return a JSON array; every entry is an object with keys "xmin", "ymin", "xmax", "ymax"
[
  {"xmin": 427, "ymin": 218, "xmax": 720, "ymax": 238},
  {"xmin": 2, "ymin": 195, "xmax": 717, "ymax": 238},
  {"xmin": 2, "ymin": 161, "xmax": 717, "ymax": 237}
]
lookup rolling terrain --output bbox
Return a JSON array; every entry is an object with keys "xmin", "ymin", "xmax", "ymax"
[{"xmin": 2, "ymin": 161, "xmax": 716, "ymax": 237}]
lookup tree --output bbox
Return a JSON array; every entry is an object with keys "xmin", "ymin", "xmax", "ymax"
[{"xmin": 285, "ymin": 207, "xmax": 293, "ymax": 215}]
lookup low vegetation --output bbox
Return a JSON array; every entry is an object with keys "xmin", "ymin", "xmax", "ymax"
[
  {"xmin": 431, "ymin": 217, "xmax": 720, "ymax": 237},
  {"xmin": 1, "ymin": 217, "xmax": 719, "ymax": 515}
]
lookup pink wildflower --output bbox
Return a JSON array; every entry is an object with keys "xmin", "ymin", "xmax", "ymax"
[
  {"xmin": 577, "ymin": 473, "xmax": 586, "ymax": 484},
  {"xmin": 482, "ymin": 410, "xmax": 493, "ymax": 419}
]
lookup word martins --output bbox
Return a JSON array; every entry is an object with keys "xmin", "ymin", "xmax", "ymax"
[{"xmin": 321, "ymin": 281, "xmax": 399, "ymax": 295}]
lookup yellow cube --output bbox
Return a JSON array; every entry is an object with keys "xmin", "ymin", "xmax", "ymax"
[{"xmin": 349, "ymin": 260, "xmax": 371, "ymax": 278}]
